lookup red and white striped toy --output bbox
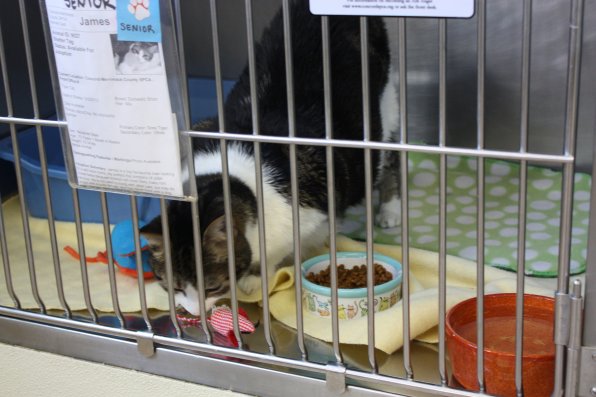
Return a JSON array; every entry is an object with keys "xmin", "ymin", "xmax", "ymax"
[
  {"xmin": 177, "ymin": 305, "xmax": 256, "ymax": 347},
  {"xmin": 208, "ymin": 305, "xmax": 256, "ymax": 335}
]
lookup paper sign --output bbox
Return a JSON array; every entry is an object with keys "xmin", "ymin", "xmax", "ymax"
[
  {"xmin": 310, "ymin": 0, "xmax": 475, "ymax": 18},
  {"xmin": 45, "ymin": 0, "xmax": 184, "ymax": 198},
  {"xmin": 117, "ymin": 0, "xmax": 162, "ymax": 42}
]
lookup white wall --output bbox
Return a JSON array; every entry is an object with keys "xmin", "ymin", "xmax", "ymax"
[{"xmin": 0, "ymin": 343, "xmax": 249, "ymax": 397}]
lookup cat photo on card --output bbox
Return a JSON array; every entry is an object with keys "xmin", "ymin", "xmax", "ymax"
[{"xmin": 110, "ymin": 35, "xmax": 163, "ymax": 75}]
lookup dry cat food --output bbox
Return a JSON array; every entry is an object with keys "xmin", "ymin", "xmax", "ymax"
[{"xmin": 306, "ymin": 263, "xmax": 393, "ymax": 288}]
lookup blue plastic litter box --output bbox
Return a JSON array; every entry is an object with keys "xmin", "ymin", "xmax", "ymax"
[{"xmin": 0, "ymin": 78, "xmax": 235, "ymax": 223}]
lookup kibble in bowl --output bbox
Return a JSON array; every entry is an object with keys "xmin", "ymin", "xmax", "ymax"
[{"xmin": 301, "ymin": 252, "xmax": 402, "ymax": 320}]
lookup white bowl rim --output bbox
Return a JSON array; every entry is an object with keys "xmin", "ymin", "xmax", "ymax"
[{"xmin": 301, "ymin": 252, "xmax": 403, "ymax": 298}]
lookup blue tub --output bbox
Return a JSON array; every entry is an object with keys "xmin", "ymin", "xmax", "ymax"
[{"xmin": 0, "ymin": 78, "xmax": 235, "ymax": 223}]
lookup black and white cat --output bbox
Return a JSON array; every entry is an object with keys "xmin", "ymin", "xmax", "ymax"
[
  {"xmin": 141, "ymin": 1, "xmax": 400, "ymax": 315},
  {"xmin": 112, "ymin": 40, "xmax": 162, "ymax": 74}
]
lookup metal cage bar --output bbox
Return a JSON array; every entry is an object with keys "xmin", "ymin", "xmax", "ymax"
[
  {"xmin": 183, "ymin": 130, "xmax": 574, "ymax": 164},
  {"xmin": 244, "ymin": 0, "xmax": 275, "ymax": 355},
  {"xmin": 18, "ymin": 0, "xmax": 71, "ymax": 318},
  {"xmin": 172, "ymin": 0, "xmax": 212, "ymax": 342},
  {"xmin": 360, "ymin": 16, "xmax": 377, "ymax": 373},
  {"xmin": 397, "ymin": 16, "xmax": 413, "ymax": 380},
  {"xmin": 0, "ymin": 190, "xmax": 19, "ymax": 308},
  {"xmin": 437, "ymin": 17, "xmax": 448, "ymax": 387},
  {"xmin": 209, "ymin": 0, "xmax": 244, "ymax": 348},
  {"xmin": 322, "ymin": 14, "xmax": 343, "ymax": 366},
  {"xmin": 99, "ymin": 192, "xmax": 125, "ymax": 328},
  {"xmin": 0, "ymin": 13, "xmax": 46, "ymax": 314},
  {"xmin": 281, "ymin": 0, "xmax": 307, "ymax": 361},
  {"xmin": 513, "ymin": 0, "xmax": 533, "ymax": 393},
  {"xmin": 130, "ymin": 196, "xmax": 153, "ymax": 331},
  {"xmin": 161, "ymin": 198, "xmax": 182, "ymax": 338},
  {"xmin": 71, "ymin": 187, "xmax": 98, "ymax": 322},
  {"xmin": 475, "ymin": 0, "xmax": 487, "ymax": 391}
]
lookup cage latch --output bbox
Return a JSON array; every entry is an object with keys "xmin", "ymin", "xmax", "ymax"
[
  {"xmin": 325, "ymin": 363, "xmax": 346, "ymax": 394},
  {"xmin": 136, "ymin": 331, "xmax": 155, "ymax": 358}
]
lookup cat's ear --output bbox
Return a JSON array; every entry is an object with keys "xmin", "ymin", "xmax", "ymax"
[
  {"xmin": 203, "ymin": 215, "xmax": 238, "ymax": 247},
  {"xmin": 140, "ymin": 216, "xmax": 164, "ymax": 249}
]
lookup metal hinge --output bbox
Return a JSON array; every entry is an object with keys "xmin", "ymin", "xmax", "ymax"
[
  {"xmin": 136, "ymin": 331, "xmax": 155, "ymax": 358},
  {"xmin": 326, "ymin": 363, "xmax": 346, "ymax": 394},
  {"xmin": 555, "ymin": 280, "xmax": 584, "ymax": 347},
  {"xmin": 577, "ymin": 347, "xmax": 596, "ymax": 397},
  {"xmin": 555, "ymin": 291, "xmax": 572, "ymax": 346},
  {"xmin": 561, "ymin": 280, "xmax": 584, "ymax": 396}
]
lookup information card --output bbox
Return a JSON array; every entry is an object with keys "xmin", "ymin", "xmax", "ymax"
[
  {"xmin": 45, "ymin": 0, "xmax": 184, "ymax": 198},
  {"xmin": 310, "ymin": 0, "xmax": 475, "ymax": 18}
]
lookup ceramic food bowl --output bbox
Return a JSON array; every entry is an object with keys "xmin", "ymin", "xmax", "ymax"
[
  {"xmin": 446, "ymin": 293, "xmax": 555, "ymax": 397},
  {"xmin": 301, "ymin": 252, "xmax": 402, "ymax": 320}
]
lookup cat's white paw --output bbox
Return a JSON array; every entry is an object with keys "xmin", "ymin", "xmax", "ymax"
[
  {"xmin": 237, "ymin": 274, "xmax": 262, "ymax": 295},
  {"xmin": 128, "ymin": 0, "xmax": 150, "ymax": 21},
  {"xmin": 376, "ymin": 198, "xmax": 402, "ymax": 228}
]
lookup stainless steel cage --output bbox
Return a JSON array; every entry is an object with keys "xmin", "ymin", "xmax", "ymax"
[{"xmin": 1, "ymin": 0, "xmax": 595, "ymax": 396}]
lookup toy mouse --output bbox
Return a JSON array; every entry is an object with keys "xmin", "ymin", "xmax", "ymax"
[
  {"xmin": 64, "ymin": 219, "xmax": 153, "ymax": 279},
  {"xmin": 177, "ymin": 305, "xmax": 256, "ymax": 347}
]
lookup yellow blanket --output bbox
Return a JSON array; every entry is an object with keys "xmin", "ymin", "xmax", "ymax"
[
  {"xmin": 239, "ymin": 235, "xmax": 559, "ymax": 354},
  {"xmin": 1, "ymin": 197, "xmax": 570, "ymax": 355},
  {"xmin": 0, "ymin": 197, "xmax": 166, "ymax": 312}
]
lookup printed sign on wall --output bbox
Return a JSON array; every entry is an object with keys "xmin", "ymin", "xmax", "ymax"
[{"xmin": 310, "ymin": 0, "xmax": 475, "ymax": 18}]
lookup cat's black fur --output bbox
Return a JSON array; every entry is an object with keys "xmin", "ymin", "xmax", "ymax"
[{"xmin": 141, "ymin": 0, "xmax": 393, "ymax": 314}]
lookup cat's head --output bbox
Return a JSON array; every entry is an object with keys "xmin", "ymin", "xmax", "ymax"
[
  {"xmin": 140, "ymin": 199, "xmax": 252, "ymax": 315},
  {"xmin": 129, "ymin": 42, "xmax": 158, "ymax": 62}
]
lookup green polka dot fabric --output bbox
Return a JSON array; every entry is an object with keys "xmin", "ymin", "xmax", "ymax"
[{"xmin": 341, "ymin": 153, "xmax": 590, "ymax": 277}]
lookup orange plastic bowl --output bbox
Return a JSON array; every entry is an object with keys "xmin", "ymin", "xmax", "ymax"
[{"xmin": 446, "ymin": 293, "xmax": 555, "ymax": 397}]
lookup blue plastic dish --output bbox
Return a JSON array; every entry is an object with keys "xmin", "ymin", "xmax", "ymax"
[{"xmin": 0, "ymin": 78, "xmax": 236, "ymax": 223}]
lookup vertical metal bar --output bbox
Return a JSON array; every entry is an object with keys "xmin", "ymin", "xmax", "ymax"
[
  {"xmin": 172, "ymin": 0, "xmax": 211, "ymax": 343},
  {"xmin": 437, "ymin": 18, "xmax": 448, "ymax": 387},
  {"xmin": 100, "ymin": 193, "xmax": 125, "ymax": 328},
  {"xmin": 130, "ymin": 196, "xmax": 152, "ymax": 331},
  {"xmin": 190, "ymin": 203, "xmax": 211, "ymax": 341},
  {"xmin": 245, "ymin": 0, "xmax": 274, "ymax": 355},
  {"xmin": 398, "ymin": 17, "xmax": 413, "ymax": 380},
  {"xmin": 360, "ymin": 16, "xmax": 376, "ymax": 372},
  {"xmin": 19, "ymin": 0, "xmax": 71, "ymax": 318},
  {"xmin": 209, "ymin": 0, "xmax": 226, "ymax": 127},
  {"xmin": 171, "ymin": 0, "xmax": 190, "ymax": 132},
  {"xmin": 219, "ymin": 135, "xmax": 242, "ymax": 346},
  {"xmin": 554, "ymin": 0, "xmax": 586, "ymax": 394},
  {"xmin": 515, "ymin": 1, "xmax": 532, "ymax": 394},
  {"xmin": 71, "ymin": 188, "xmax": 97, "ymax": 322},
  {"xmin": 0, "ymin": 13, "xmax": 45, "ymax": 314},
  {"xmin": 160, "ymin": 199, "xmax": 182, "ymax": 337},
  {"xmin": 209, "ymin": 0, "xmax": 243, "ymax": 347},
  {"xmin": 281, "ymin": 0, "xmax": 306, "ymax": 360},
  {"xmin": 475, "ymin": 0, "xmax": 487, "ymax": 392},
  {"xmin": 322, "ymin": 15, "xmax": 342, "ymax": 364},
  {"xmin": 0, "ymin": 192, "xmax": 20, "ymax": 308}
]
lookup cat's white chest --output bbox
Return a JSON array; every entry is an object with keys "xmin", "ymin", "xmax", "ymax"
[{"xmin": 194, "ymin": 145, "xmax": 328, "ymax": 273}]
